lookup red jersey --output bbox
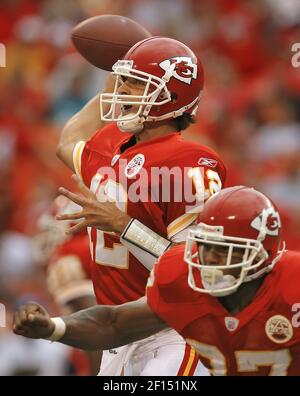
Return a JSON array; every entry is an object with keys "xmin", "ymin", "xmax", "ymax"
[
  {"xmin": 47, "ymin": 233, "xmax": 94, "ymax": 305},
  {"xmin": 73, "ymin": 122, "xmax": 226, "ymax": 305},
  {"xmin": 147, "ymin": 245, "xmax": 300, "ymax": 376}
]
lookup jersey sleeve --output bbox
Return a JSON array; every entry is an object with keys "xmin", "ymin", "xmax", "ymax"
[
  {"xmin": 72, "ymin": 123, "xmax": 129, "ymax": 188},
  {"xmin": 72, "ymin": 139, "xmax": 98, "ymax": 188},
  {"xmin": 47, "ymin": 235, "xmax": 94, "ymax": 305},
  {"xmin": 161, "ymin": 148, "xmax": 226, "ymax": 240},
  {"xmin": 72, "ymin": 127, "xmax": 107, "ymax": 187},
  {"xmin": 146, "ymin": 250, "xmax": 180, "ymax": 329},
  {"xmin": 146, "ymin": 245, "xmax": 201, "ymax": 333},
  {"xmin": 73, "ymin": 140, "xmax": 86, "ymax": 180}
]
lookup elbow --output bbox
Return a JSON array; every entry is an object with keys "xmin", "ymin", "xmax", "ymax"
[
  {"xmin": 56, "ymin": 118, "xmax": 73, "ymax": 162},
  {"xmin": 56, "ymin": 143, "xmax": 72, "ymax": 169}
]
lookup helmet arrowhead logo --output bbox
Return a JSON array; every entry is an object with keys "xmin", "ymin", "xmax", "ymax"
[
  {"xmin": 159, "ymin": 56, "xmax": 197, "ymax": 85},
  {"xmin": 251, "ymin": 207, "xmax": 281, "ymax": 236}
]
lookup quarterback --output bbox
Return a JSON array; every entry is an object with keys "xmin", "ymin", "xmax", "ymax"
[
  {"xmin": 14, "ymin": 186, "xmax": 300, "ymax": 376},
  {"xmin": 54, "ymin": 36, "xmax": 226, "ymax": 375}
]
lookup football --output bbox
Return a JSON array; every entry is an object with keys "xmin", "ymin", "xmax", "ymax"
[{"xmin": 71, "ymin": 15, "xmax": 152, "ymax": 71}]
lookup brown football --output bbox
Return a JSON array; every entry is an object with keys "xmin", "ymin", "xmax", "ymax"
[{"xmin": 71, "ymin": 15, "xmax": 152, "ymax": 71}]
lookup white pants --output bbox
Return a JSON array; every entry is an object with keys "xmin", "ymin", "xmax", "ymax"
[{"xmin": 98, "ymin": 328, "xmax": 209, "ymax": 376}]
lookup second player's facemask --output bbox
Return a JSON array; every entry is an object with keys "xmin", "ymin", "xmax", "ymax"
[{"xmin": 184, "ymin": 223, "xmax": 283, "ymax": 297}]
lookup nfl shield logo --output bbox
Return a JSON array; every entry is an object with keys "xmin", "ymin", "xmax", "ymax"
[{"xmin": 224, "ymin": 317, "xmax": 239, "ymax": 332}]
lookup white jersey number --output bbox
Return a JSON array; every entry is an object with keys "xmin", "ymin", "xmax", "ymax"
[
  {"xmin": 88, "ymin": 174, "xmax": 129, "ymax": 269},
  {"xmin": 187, "ymin": 340, "xmax": 292, "ymax": 376},
  {"xmin": 188, "ymin": 168, "xmax": 222, "ymax": 201}
]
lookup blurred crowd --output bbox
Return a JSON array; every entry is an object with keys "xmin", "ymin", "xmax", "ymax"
[{"xmin": 0, "ymin": 0, "xmax": 299, "ymax": 375}]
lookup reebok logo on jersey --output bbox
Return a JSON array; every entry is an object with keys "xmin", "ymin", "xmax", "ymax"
[{"xmin": 198, "ymin": 158, "xmax": 218, "ymax": 168}]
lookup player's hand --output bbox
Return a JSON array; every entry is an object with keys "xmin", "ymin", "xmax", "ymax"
[
  {"xmin": 13, "ymin": 302, "xmax": 54, "ymax": 339},
  {"xmin": 56, "ymin": 175, "xmax": 131, "ymax": 235}
]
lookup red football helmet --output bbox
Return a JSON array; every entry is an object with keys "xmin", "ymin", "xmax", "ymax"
[
  {"xmin": 100, "ymin": 36, "xmax": 204, "ymax": 133},
  {"xmin": 184, "ymin": 186, "xmax": 284, "ymax": 296}
]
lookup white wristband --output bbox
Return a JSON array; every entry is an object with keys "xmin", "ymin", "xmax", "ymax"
[
  {"xmin": 120, "ymin": 219, "xmax": 171, "ymax": 258},
  {"xmin": 46, "ymin": 317, "xmax": 66, "ymax": 342}
]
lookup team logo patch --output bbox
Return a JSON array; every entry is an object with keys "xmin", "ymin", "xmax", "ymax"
[
  {"xmin": 125, "ymin": 154, "xmax": 145, "ymax": 178},
  {"xmin": 265, "ymin": 315, "xmax": 293, "ymax": 344},
  {"xmin": 159, "ymin": 56, "xmax": 197, "ymax": 85},
  {"xmin": 224, "ymin": 317, "xmax": 239, "ymax": 332},
  {"xmin": 198, "ymin": 157, "xmax": 218, "ymax": 168},
  {"xmin": 251, "ymin": 206, "xmax": 281, "ymax": 236}
]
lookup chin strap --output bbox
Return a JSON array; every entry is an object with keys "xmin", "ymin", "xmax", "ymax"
[
  {"xmin": 117, "ymin": 95, "xmax": 200, "ymax": 134},
  {"xmin": 145, "ymin": 95, "xmax": 200, "ymax": 122},
  {"xmin": 117, "ymin": 115, "xmax": 145, "ymax": 133}
]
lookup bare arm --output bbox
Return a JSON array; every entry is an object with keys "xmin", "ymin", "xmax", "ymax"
[
  {"xmin": 56, "ymin": 74, "xmax": 116, "ymax": 171},
  {"xmin": 65, "ymin": 295, "xmax": 102, "ymax": 375},
  {"xmin": 13, "ymin": 297, "xmax": 167, "ymax": 351},
  {"xmin": 61, "ymin": 297, "xmax": 166, "ymax": 350}
]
